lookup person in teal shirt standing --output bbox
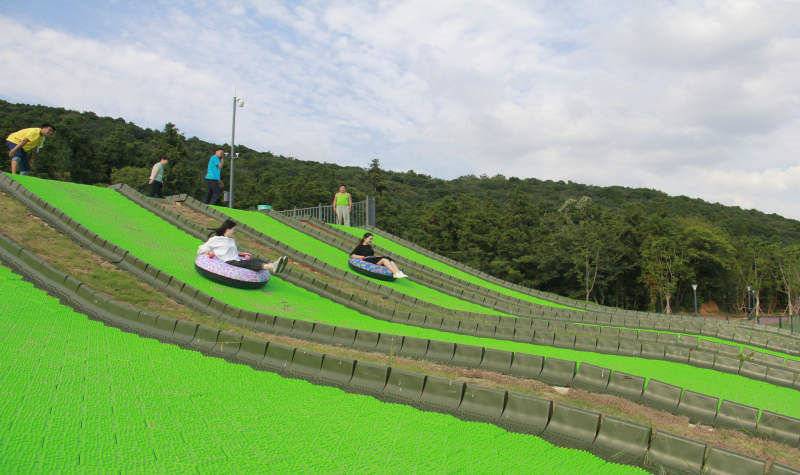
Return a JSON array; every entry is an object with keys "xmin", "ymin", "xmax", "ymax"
[{"xmin": 204, "ymin": 148, "xmax": 224, "ymax": 205}]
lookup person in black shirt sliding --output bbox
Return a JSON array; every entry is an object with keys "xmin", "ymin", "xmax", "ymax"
[{"xmin": 350, "ymin": 233, "xmax": 407, "ymax": 279}]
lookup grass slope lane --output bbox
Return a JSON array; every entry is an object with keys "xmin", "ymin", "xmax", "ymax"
[
  {"xmin": 334, "ymin": 224, "xmax": 576, "ymax": 309},
  {"xmin": 220, "ymin": 206, "xmax": 508, "ymax": 316},
  {"xmin": 11, "ymin": 175, "xmax": 800, "ymax": 419},
  {"xmin": 0, "ymin": 264, "xmax": 642, "ymax": 473}
]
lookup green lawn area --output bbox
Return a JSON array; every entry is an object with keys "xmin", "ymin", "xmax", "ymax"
[
  {"xmin": 219, "ymin": 206, "xmax": 509, "ymax": 316},
  {"xmin": 11, "ymin": 174, "xmax": 800, "ymax": 420},
  {"xmin": 0, "ymin": 264, "xmax": 643, "ymax": 473}
]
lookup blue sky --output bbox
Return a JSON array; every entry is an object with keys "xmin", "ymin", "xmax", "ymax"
[{"xmin": 2, "ymin": 1, "xmax": 800, "ymax": 218}]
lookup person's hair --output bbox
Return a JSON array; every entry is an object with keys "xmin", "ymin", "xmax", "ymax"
[
  {"xmin": 210, "ymin": 219, "xmax": 237, "ymax": 237},
  {"xmin": 160, "ymin": 156, "xmax": 169, "ymax": 161},
  {"xmin": 215, "ymin": 147, "xmax": 224, "ymax": 153},
  {"xmin": 339, "ymin": 184, "xmax": 346, "ymax": 188},
  {"xmin": 351, "ymin": 232, "xmax": 373, "ymax": 255},
  {"xmin": 40, "ymin": 123, "xmax": 55, "ymax": 131}
]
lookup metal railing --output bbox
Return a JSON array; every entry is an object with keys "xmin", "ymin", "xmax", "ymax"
[{"xmin": 273, "ymin": 196, "xmax": 375, "ymax": 227}]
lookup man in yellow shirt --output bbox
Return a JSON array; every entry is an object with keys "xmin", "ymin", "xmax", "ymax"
[{"xmin": 6, "ymin": 124, "xmax": 56, "ymax": 175}]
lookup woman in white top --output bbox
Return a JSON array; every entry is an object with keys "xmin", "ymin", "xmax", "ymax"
[{"xmin": 198, "ymin": 219, "xmax": 288, "ymax": 273}]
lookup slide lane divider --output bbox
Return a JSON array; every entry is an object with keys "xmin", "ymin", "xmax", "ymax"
[
  {"xmin": 266, "ymin": 210, "xmax": 800, "ymax": 355},
  {"xmin": 0, "ymin": 229, "xmax": 796, "ymax": 475}
]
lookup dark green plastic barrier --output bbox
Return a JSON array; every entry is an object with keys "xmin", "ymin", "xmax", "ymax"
[
  {"xmin": 703, "ymin": 447, "xmax": 766, "ymax": 475},
  {"xmin": 677, "ymin": 391, "xmax": 719, "ymax": 426},
  {"xmin": 645, "ymin": 431, "xmax": 706, "ymax": 475},
  {"xmin": 573, "ymin": 364, "xmax": 611, "ymax": 392},
  {"xmin": 593, "ymin": 416, "xmax": 651, "ymax": 466},
  {"xmin": 543, "ymin": 404, "xmax": 600, "ymax": 450}
]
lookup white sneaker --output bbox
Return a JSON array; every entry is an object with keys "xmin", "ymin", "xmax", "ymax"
[{"xmin": 394, "ymin": 272, "xmax": 407, "ymax": 279}]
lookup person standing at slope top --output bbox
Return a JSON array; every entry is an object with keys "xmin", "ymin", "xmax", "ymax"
[
  {"xmin": 149, "ymin": 156, "xmax": 169, "ymax": 198},
  {"xmin": 6, "ymin": 124, "xmax": 56, "ymax": 175},
  {"xmin": 332, "ymin": 184, "xmax": 352, "ymax": 226},
  {"xmin": 205, "ymin": 148, "xmax": 224, "ymax": 205}
]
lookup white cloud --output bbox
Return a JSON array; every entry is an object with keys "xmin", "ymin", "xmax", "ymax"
[{"xmin": 1, "ymin": 1, "xmax": 799, "ymax": 220}]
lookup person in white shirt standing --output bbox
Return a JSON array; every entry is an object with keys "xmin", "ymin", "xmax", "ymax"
[
  {"xmin": 198, "ymin": 219, "xmax": 288, "ymax": 273},
  {"xmin": 149, "ymin": 156, "xmax": 168, "ymax": 197}
]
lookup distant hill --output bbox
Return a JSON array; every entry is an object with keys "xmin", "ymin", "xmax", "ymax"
[{"xmin": 3, "ymin": 99, "xmax": 799, "ymax": 315}]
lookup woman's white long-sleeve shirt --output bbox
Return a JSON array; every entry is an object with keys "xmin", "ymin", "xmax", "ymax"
[{"xmin": 197, "ymin": 236, "xmax": 240, "ymax": 262}]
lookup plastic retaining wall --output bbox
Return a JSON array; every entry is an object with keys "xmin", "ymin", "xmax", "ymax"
[
  {"xmin": 0, "ymin": 232, "xmax": 796, "ymax": 475},
  {"xmin": 3, "ymin": 175, "xmax": 799, "ymax": 404},
  {"xmin": 267, "ymin": 211, "xmax": 800, "ymax": 354}
]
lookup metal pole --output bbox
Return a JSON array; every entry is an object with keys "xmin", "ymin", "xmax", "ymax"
[
  {"xmin": 229, "ymin": 96, "xmax": 237, "ymax": 208},
  {"xmin": 691, "ymin": 284, "xmax": 698, "ymax": 316},
  {"xmin": 746, "ymin": 286, "xmax": 752, "ymax": 319}
]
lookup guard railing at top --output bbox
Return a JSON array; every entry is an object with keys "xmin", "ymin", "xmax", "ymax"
[{"xmin": 273, "ymin": 196, "xmax": 376, "ymax": 228}]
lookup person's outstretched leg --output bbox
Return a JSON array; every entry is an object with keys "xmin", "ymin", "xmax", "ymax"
[
  {"xmin": 264, "ymin": 256, "xmax": 288, "ymax": 274},
  {"xmin": 379, "ymin": 258, "xmax": 405, "ymax": 278}
]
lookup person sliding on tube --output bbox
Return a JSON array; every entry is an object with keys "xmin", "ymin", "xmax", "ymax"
[
  {"xmin": 198, "ymin": 219, "xmax": 288, "ymax": 274},
  {"xmin": 350, "ymin": 232, "xmax": 406, "ymax": 279}
]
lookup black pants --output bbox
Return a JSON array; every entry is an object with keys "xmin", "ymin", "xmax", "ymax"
[
  {"xmin": 226, "ymin": 258, "xmax": 267, "ymax": 271},
  {"xmin": 205, "ymin": 179, "xmax": 222, "ymax": 205},
  {"xmin": 364, "ymin": 256, "xmax": 391, "ymax": 264},
  {"xmin": 150, "ymin": 180, "xmax": 163, "ymax": 198}
]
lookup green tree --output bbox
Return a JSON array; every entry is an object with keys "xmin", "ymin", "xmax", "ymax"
[{"xmin": 640, "ymin": 231, "xmax": 691, "ymax": 314}]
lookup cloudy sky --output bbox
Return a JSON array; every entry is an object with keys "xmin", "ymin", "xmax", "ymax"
[{"xmin": 2, "ymin": 1, "xmax": 799, "ymax": 217}]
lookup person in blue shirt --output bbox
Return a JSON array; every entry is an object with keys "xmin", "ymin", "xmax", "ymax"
[{"xmin": 204, "ymin": 148, "xmax": 224, "ymax": 205}]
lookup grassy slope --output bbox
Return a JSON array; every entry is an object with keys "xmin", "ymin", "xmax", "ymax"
[
  {"xmin": 220, "ymin": 206, "xmax": 508, "ymax": 316},
  {"xmin": 12, "ymin": 175, "xmax": 800, "ymax": 419},
  {"xmin": 0, "ymin": 265, "xmax": 641, "ymax": 473},
  {"xmin": 334, "ymin": 224, "xmax": 574, "ymax": 308}
]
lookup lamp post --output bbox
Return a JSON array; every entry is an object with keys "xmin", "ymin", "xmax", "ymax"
[
  {"xmin": 691, "ymin": 283, "xmax": 698, "ymax": 316},
  {"xmin": 229, "ymin": 95, "xmax": 244, "ymax": 208}
]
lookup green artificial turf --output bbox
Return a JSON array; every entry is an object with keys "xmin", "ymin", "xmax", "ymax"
[
  {"xmin": 220, "ymin": 206, "xmax": 509, "ymax": 316},
  {"xmin": 333, "ymin": 224, "xmax": 574, "ymax": 309},
  {"xmin": 12, "ymin": 175, "xmax": 800, "ymax": 420},
  {"xmin": 0, "ymin": 265, "xmax": 642, "ymax": 473}
]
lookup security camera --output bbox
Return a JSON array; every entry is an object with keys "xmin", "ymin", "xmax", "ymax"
[{"xmin": 237, "ymin": 98, "xmax": 245, "ymax": 107}]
